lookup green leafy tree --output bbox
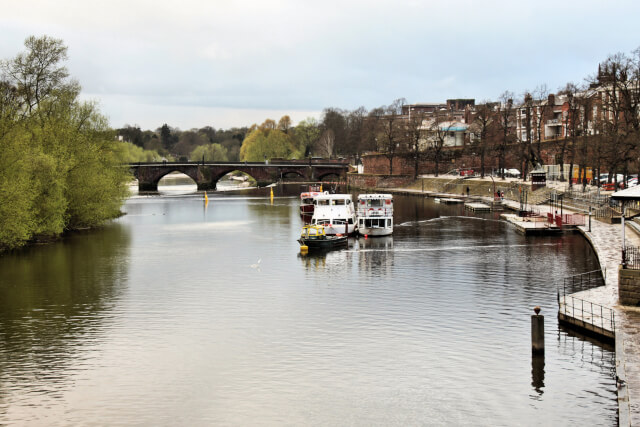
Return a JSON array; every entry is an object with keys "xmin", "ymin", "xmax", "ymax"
[
  {"xmin": 0, "ymin": 35, "xmax": 129, "ymax": 250},
  {"xmin": 1, "ymin": 35, "xmax": 72, "ymax": 114},
  {"xmin": 239, "ymin": 128, "xmax": 301, "ymax": 161},
  {"xmin": 293, "ymin": 118, "xmax": 320, "ymax": 158},
  {"xmin": 0, "ymin": 125, "xmax": 37, "ymax": 249},
  {"xmin": 116, "ymin": 141, "xmax": 162, "ymax": 162},
  {"xmin": 160, "ymin": 123, "xmax": 178, "ymax": 152},
  {"xmin": 190, "ymin": 144, "xmax": 229, "ymax": 162}
]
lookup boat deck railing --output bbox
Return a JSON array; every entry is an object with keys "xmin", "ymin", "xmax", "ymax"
[{"xmin": 357, "ymin": 207, "xmax": 393, "ymax": 217}]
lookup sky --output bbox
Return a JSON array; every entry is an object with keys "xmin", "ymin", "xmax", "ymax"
[{"xmin": 2, "ymin": 0, "xmax": 640, "ymax": 131}]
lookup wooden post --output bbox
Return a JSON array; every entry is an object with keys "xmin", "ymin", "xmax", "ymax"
[{"xmin": 531, "ymin": 306, "xmax": 544, "ymax": 354}]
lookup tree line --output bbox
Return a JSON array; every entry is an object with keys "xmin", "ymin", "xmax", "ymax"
[
  {"xmin": 117, "ymin": 44, "xmax": 640, "ymax": 189},
  {"xmin": 0, "ymin": 36, "xmax": 130, "ymax": 252}
]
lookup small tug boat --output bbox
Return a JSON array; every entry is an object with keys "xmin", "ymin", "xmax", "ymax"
[
  {"xmin": 357, "ymin": 194, "xmax": 393, "ymax": 236},
  {"xmin": 298, "ymin": 225, "xmax": 348, "ymax": 252}
]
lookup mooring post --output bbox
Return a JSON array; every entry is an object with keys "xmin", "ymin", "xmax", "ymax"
[{"xmin": 531, "ymin": 306, "xmax": 544, "ymax": 354}]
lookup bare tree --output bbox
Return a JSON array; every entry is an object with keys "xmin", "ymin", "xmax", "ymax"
[
  {"xmin": 591, "ymin": 53, "xmax": 636, "ymax": 186},
  {"xmin": 345, "ymin": 106, "xmax": 370, "ymax": 161},
  {"xmin": 405, "ymin": 108, "xmax": 427, "ymax": 179},
  {"xmin": 277, "ymin": 115, "xmax": 292, "ymax": 133},
  {"xmin": 376, "ymin": 98, "xmax": 406, "ymax": 174},
  {"xmin": 469, "ymin": 101, "xmax": 496, "ymax": 178},
  {"xmin": 559, "ymin": 82, "xmax": 582, "ymax": 188},
  {"xmin": 425, "ymin": 107, "xmax": 455, "ymax": 177},
  {"xmin": 321, "ymin": 108, "xmax": 347, "ymax": 157},
  {"xmin": 317, "ymin": 129, "xmax": 335, "ymax": 158},
  {"xmin": 518, "ymin": 92, "xmax": 533, "ymax": 179},
  {"xmin": 496, "ymin": 91, "xmax": 515, "ymax": 179},
  {"xmin": 532, "ymin": 84, "xmax": 551, "ymax": 170}
]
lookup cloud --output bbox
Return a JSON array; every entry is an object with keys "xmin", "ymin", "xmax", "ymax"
[{"xmin": 3, "ymin": 0, "xmax": 640, "ymax": 129}]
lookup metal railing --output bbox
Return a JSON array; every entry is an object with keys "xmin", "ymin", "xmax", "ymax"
[
  {"xmin": 558, "ymin": 269, "xmax": 615, "ymax": 333},
  {"xmin": 622, "ymin": 245, "xmax": 640, "ymax": 270},
  {"xmin": 561, "ymin": 269, "xmax": 605, "ymax": 295},
  {"xmin": 357, "ymin": 207, "xmax": 393, "ymax": 217},
  {"xmin": 563, "ymin": 188, "xmax": 610, "ymax": 210},
  {"xmin": 558, "ymin": 294, "xmax": 616, "ymax": 333},
  {"xmin": 593, "ymin": 205, "xmax": 621, "ymax": 219}
]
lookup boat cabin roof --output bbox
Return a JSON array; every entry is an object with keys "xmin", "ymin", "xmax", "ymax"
[
  {"xmin": 314, "ymin": 194, "xmax": 352, "ymax": 201},
  {"xmin": 357, "ymin": 194, "xmax": 392, "ymax": 200},
  {"xmin": 301, "ymin": 191, "xmax": 326, "ymax": 198},
  {"xmin": 301, "ymin": 225, "xmax": 326, "ymax": 237}
]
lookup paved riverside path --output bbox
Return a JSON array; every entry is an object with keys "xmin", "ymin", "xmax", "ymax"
[{"xmin": 382, "ymin": 186, "xmax": 639, "ymax": 425}]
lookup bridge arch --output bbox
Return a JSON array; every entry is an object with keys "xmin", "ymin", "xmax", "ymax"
[
  {"xmin": 279, "ymin": 169, "xmax": 306, "ymax": 181},
  {"xmin": 156, "ymin": 169, "xmax": 199, "ymax": 183},
  {"xmin": 211, "ymin": 168, "xmax": 260, "ymax": 189},
  {"xmin": 214, "ymin": 170, "xmax": 257, "ymax": 190},
  {"xmin": 157, "ymin": 171, "xmax": 198, "ymax": 191},
  {"xmin": 316, "ymin": 172, "xmax": 343, "ymax": 182}
]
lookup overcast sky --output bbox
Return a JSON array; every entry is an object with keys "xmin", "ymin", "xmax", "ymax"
[{"xmin": 2, "ymin": 0, "xmax": 640, "ymax": 131}]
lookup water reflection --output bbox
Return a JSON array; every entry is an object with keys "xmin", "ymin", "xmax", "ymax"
[
  {"xmin": 532, "ymin": 355, "xmax": 545, "ymax": 394},
  {"xmin": 0, "ymin": 186, "xmax": 619, "ymax": 425},
  {"xmin": 0, "ymin": 224, "xmax": 130, "ymax": 421}
]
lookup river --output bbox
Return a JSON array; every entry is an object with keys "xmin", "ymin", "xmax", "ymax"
[{"xmin": 0, "ymin": 180, "xmax": 617, "ymax": 425}]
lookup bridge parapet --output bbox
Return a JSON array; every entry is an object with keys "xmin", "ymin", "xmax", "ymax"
[{"xmin": 129, "ymin": 161, "xmax": 350, "ymax": 191}]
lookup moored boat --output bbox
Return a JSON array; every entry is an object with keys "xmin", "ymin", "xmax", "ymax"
[
  {"xmin": 300, "ymin": 185, "xmax": 327, "ymax": 217},
  {"xmin": 298, "ymin": 225, "xmax": 348, "ymax": 251},
  {"xmin": 311, "ymin": 194, "xmax": 357, "ymax": 235},
  {"xmin": 357, "ymin": 194, "xmax": 393, "ymax": 236}
]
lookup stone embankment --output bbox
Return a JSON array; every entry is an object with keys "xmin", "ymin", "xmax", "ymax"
[{"xmin": 360, "ymin": 175, "xmax": 639, "ymax": 426}]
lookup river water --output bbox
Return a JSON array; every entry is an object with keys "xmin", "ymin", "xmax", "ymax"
[{"xmin": 0, "ymin": 181, "xmax": 617, "ymax": 426}]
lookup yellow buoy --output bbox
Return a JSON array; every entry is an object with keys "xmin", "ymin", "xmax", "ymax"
[{"xmin": 300, "ymin": 245, "xmax": 308, "ymax": 254}]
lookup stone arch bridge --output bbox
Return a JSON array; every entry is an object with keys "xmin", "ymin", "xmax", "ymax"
[{"xmin": 129, "ymin": 161, "xmax": 351, "ymax": 191}]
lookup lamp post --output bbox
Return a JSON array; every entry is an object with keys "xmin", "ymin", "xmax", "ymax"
[{"xmin": 489, "ymin": 174, "xmax": 496, "ymax": 200}]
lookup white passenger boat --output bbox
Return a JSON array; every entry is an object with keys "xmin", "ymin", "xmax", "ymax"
[
  {"xmin": 356, "ymin": 194, "xmax": 393, "ymax": 236},
  {"xmin": 311, "ymin": 194, "xmax": 357, "ymax": 235}
]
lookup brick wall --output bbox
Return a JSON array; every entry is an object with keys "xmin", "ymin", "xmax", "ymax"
[
  {"xmin": 347, "ymin": 173, "xmax": 414, "ymax": 189},
  {"xmin": 361, "ymin": 143, "xmax": 564, "ymax": 176},
  {"xmin": 619, "ymin": 266, "xmax": 640, "ymax": 305}
]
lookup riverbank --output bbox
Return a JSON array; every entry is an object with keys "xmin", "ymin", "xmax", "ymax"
[{"xmin": 361, "ymin": 176, "xmax": 638, "ymax": 426}]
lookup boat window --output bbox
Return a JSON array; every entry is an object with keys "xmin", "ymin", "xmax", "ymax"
[
  {"xmin": 369, "ymin": 199, "xmax": 383, "ymax": 207},
  {"xmin": 317, "ymin": 199, "xmax": 329, "ymax": 206},
  {"xmin": 365, "ymin": 218, "xmax": 389, "ymax": 228},
  {"xmin": 333, "ymin": 199, "xmax": 345, "ymax": 205},
  {"xmin": 348, "ymin": 218, "xmax": 354, "ymax": 224},
  {"xmin": 302, "ymin": 198, "xmax": 314, "ymax": 204}
]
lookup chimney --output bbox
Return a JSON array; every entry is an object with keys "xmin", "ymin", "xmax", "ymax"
[{"xmin": 548, "ymin": 94, "xmax": 555, "ymax": 105}]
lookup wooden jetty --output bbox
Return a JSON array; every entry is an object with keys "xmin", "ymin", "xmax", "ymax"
[
  {"xmin": 464, "ymin": 202, "xmax": 491, "ymax": 212},
  {"xmin": 435, "ymin": 197, "xmax": 464, "ymax": 204},
  {"xmin": 500, "ymin": 213, "xmax": 563, "ymax": 235}
]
